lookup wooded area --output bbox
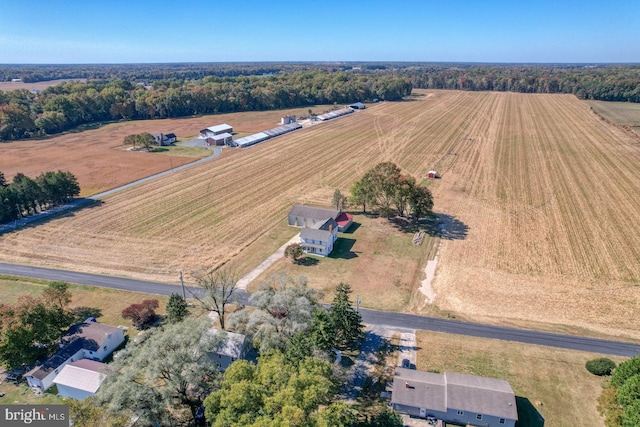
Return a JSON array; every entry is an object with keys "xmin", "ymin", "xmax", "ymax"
[
  {"xmin": 2, "ymin": 63, "xmax": 638, "ymax": 142},
  {"xmin": 0, "ymin": 69, "xmax": 411, "ymax": 141},
  {"xmin": 0, "ymin": 170, "xmax": 80, "ymax": 223}
]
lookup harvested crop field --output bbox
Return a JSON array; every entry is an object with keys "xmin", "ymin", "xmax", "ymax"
[
  {"xmin": 0, "ymin": 106, "xmax": 331, "ymax": 196},
  {"xmin": 1, "ymin": 90, "xmax": 639, "ymax": 339}
]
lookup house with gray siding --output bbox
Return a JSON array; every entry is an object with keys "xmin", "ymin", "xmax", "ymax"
[{"xmin": 391, "ymin": 369, "xmax": 518, "ymax": 427}]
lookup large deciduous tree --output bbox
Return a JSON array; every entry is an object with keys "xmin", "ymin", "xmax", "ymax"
[
  {"xmin": 97, "ymin": 317, "xmax": 221, "ymax": 427},
  {"xmin": 190, "ymin": 267, "xmax": 240, "ymax": 330},
  {"xmin": 228, "ymin": 273, "xmax": 321, "ymax": 353},
  {"xmin": 284, "ymin": 242, "xmax": 304, "ymax": 264},
  {"xmin": 0, "ymin": 295, "xmax": 75, "ymax": 368},
  {"xmin": 204, "ymin": 351, "xmax": 351, "ymax": 427}
]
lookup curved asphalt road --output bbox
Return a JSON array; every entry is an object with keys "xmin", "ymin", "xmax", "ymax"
[{"xmin": 1, "ymin": 262, "xmax": 638, "ymax": 357}]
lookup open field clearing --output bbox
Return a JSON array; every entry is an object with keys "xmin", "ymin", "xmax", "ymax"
[
  {"xmin": 588, "ymin": 100, "xmax": 640, "ymax": 127},
  {"xmin": 0, "ymin": 78, "xmax": 87, "ymax": 91},
  {"xmin": 415, "ymin": 330, "xmax": 626, "ymax": 427},
  {"xmin": 0, "ymin": 105, "xmax": 333, "ymax": 196},
  {"xmin": 1, "ymin": 90, "xmax": 639, "ymax": 339}
]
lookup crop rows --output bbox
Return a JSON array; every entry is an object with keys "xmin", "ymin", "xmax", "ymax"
[{"xmin": 1, "ymin": 91, "xmax": 639, "ymax": 337}]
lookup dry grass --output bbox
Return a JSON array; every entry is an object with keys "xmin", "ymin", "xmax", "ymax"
[
  {"xmin": 0, "ymin": 105, "xmax": 335, "ymax": 196},
  {"xmin": 0, "ymin": 78, "xmax": 87, "ymax": 91},
  {"xmin": 248, "ymin": 213, "xmax": 435, "ymax": 311},
  {"xmin": 1, "ymin": 91, "xmax": 639, "ymax": 339},
  {"xmin": 0, "ymin": 276, "xmax": 168, "ymax": 330},
  {"xmin": 415, "ymin": 330, "xmax": 626, "ymax": 427},
  {"xmin": 588, "ymin": 100, "xmax": 640, "ymax": 126}
]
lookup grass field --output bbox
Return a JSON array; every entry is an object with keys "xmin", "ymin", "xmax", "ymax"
[
  {"xmin": 588, "ymin": 100, "xmax": 640, "ymax": 127},
  {"xmin": 248, "ymin": 213, "xmax": 437, "ymax": 311},
  {"xmin": 1, "ymin": 90, "xmax": 639, "ymax": 339},
  {"xmin": 415, "ymin": 330, "xmax": 626, "ymax": 427},
  {"xmin": 0, "ymin": 276, "xmax": 168, "ymax": 329}
]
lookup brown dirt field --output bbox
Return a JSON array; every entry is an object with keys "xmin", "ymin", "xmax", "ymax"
[
  {"xmin": 1, "ymin": 91, "xmax": 639, "ymax": 339},
  {"xmin": 0, "ymin": 106, "xmax": 333, "ymax": 196},
  {"xmin": 0, "ymin": 79, "xmax": 87, "ymax": 91}
]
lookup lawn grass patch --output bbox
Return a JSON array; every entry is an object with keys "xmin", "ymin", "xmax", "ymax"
[
  {"xmin": 0, "ymin": 278, "xmax": 169, "ymax": 332},
  {"xmin": 415, "ymin": 330, "xmax": 627, "ymax": 427},
  {"xmin": 247, "ymin": 213, "xmax": 437, "ymax": 312}
]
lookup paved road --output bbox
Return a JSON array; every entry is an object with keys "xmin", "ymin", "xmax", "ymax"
[{"xmin": 0, "ymin": 262, "xmax": 638, "ymax": 357}]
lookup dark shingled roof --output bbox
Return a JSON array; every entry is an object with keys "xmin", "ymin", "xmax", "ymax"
[
  {"xmin": 26, "ymin": 340, "xmax": 84, "ymax": 380},
  {"xmin": 61, "ymin": 322, "xmax": 121, "ymax": 351},
  {"xmin": 288, "ymin": 205, "xmax": 340, "ymax": 221}
]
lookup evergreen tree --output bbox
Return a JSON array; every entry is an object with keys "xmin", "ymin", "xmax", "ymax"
[
  {"xmin": 166, "ymin": 293, "xmax": 189, "ymax": 324},
  {"xmin": 329, "ymin": 283, "xmax": 364, "ymax": 350}
]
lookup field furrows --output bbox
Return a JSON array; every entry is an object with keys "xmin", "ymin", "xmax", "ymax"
[{"xmin": 2, "ymin": 90, "xmax": 639, "ymax": 337}]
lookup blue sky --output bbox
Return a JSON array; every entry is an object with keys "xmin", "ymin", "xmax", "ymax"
[{"xmin": 0, "ymin": 0, "xmax": 638, "ymax": 63}]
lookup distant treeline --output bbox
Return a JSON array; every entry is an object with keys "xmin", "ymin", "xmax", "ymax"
[
  {"xmin": 0, "ymin": 170, "xmax": 80, "ymax": 224},
  {"xmin": 1, "ymin": 63, "xmax": 639, "ymax": 142},
  {"xmin": 0, "ymin": 70, "xmax": 412, "ymax": 141},
  {"xmin": 403, "ymin": 64, "xmax": 640, "ymax": 102}
]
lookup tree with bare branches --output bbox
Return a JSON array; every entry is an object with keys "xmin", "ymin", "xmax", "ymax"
[{"xmin": 190, "ymin": 268, "xmax": 240, "ymax": 330}]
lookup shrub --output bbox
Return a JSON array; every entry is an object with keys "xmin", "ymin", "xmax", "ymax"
[
  {"xmin": 612, "ymin": 355, "xmax": 640, "ymax": 387},
  {"xmin": 586, "ymin": 358, "xmax": 617, "ymax": 376}
]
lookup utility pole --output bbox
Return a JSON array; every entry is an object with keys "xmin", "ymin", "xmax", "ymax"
[
  {"xmin": 179, "ymin": 270, "xmax": 185, "ymax": 299},
  {"xmin": 356, "ymin": 294, "xmax": 361, "ymax": 312}
]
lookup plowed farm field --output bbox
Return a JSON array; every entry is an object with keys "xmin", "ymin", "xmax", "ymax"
[{"xmin": 2, "ymin": 90, "xmax": 639, "ymax": 339}]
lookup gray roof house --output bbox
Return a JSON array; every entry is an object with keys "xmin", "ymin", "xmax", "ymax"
[
  {"xmin": 287, "ymin": 205, "xmax": 352, "ymax": 232},
  {"xmin": 392, "ymin": 369, "xmax": 518, "ymax": 427},
  {"xmin": 299, "ymin": 217, "xmax": 338, "ymax": 257},
  {"xmin": 24, "ymin": 320, "xmax": 125, "ymax": 392},
  {"xmin": 207, "ymin": 330, "xmax": 251, "ymax": 372}
]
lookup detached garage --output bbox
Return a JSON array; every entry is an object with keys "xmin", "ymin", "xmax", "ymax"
[{"xmin": 53, "ymin": 359, "xmax": 107, "ymax": 401}]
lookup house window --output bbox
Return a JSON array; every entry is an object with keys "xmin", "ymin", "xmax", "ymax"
[
  {"xmin": 499, "ymin": 419, "xmax": 506, "ymax": 424},
  {"xmin": 476, "ymin": 414, "xmax": 483, "ymax": 420},
  {"xmin": 457, "ymin": 410, "xmax": 464, "ymax": 415}
]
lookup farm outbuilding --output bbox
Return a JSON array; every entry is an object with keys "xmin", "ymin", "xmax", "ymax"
[
  {"xmin": 53, "ymin": 359, "xmax": 107, "ymax": 401},
  {"xmin": 233, "ymin": 132, "xmax": 270, "ymax": 148},
  {"xmin": 209, "ymin": 132, "xmax": 233, "ymax": 146},
  {"xmin": 427, "ymin": 170, "xmax": 439, "ymax": 179},
  {"xmin": 281, "ymin": 115, "xmax": 297, "ymax": 125},
  {"xmin": 316, "ymin": 107, "xmax": 353, "ymax": 121},
  {"xmin": 349, "ymin": 102, "xmax": 366, "ymax": 109},
  {"xmin": 199, "ymin": 124, "xmax": 233, "ymax": 138}
]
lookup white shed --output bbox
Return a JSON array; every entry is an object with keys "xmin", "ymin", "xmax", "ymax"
[{"xmin": 53, "ymin": 359, "xmax": 107, "ymax": 400}]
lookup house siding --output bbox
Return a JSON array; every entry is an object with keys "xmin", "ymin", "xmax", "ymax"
[{"xmin": 56, "ymin": 384, "xmax": 95, "ymax": 401}]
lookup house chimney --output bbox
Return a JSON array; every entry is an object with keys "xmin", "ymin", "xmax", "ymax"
[
  {"xmin": 405, "ymin": 382, "xmax": 409, "ymax": 388},
  {"xmin": 329, "ymin": 224, "xmax": 333, "ymax": 233}
]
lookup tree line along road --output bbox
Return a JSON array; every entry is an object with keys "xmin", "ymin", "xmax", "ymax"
[{"xmin": 0, "ymin": 261, "xmax": 638, "ymax": 357}]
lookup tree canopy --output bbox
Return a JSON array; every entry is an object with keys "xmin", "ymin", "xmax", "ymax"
[
  {"xmin": 0, "ymin": 170, "xmax": 80, "ymax": 224},
  {"xmin": 97, "ymin": 317, "xmax": 221, "ymax": 427},
  {"xmin": 203, "ymin": 351, "xmax": 351, "ymax": 427},
  {"xmin": 0, "ymin": 291, "xmax": 75, "ymax": 368},
  {"xmin": 228, "ymin": 273, "xmax": 321, "ymax": 353},
  {"xmin": 350, "ymin": 162, "xmax": 433, "ymax": 219}
]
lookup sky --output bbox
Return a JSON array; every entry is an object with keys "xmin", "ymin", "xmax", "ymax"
[{"xmin": 0, "ymin": 0, "xmax": 639, "ymax": 64}]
